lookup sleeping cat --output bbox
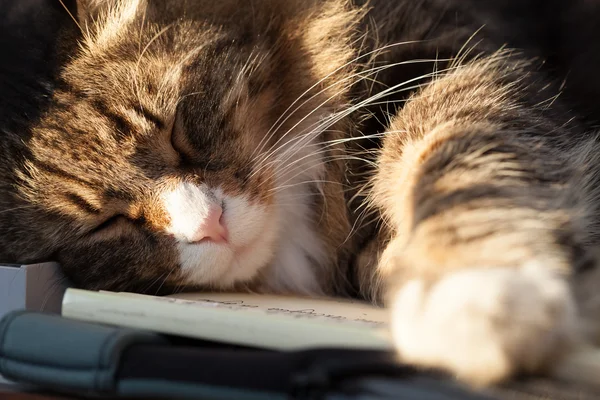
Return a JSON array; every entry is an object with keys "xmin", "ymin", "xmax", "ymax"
[{"xmin": 2, "ymin": 0, "xmax": 600, "ymax": 386}]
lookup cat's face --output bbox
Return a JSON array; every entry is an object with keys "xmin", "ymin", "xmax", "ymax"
[{"xmin": 8, "ymin": 0, "xmax": 358, "ymax": 292}]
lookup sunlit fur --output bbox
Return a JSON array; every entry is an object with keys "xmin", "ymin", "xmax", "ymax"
[{"xmin": 2, "ymin": 0, "xmax": 600, "ymax": 387}]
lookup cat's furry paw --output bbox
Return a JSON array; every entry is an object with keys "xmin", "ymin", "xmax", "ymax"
[{"xmin": 388, "ymin": 261, "xmax": 578, "ymax": 386}]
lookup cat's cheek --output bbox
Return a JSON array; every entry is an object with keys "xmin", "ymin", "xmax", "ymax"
[{"xmin": 387, "ymin": 263, "xmax": 579, "ymax": 386}]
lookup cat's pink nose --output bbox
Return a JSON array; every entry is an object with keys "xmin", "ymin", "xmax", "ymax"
[{"xmin": 190, "ymin": 205, "xmax": 228, "ymax": 244}]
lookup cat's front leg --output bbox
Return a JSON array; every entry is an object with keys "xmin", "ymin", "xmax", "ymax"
[
  {"xmin": 382, "ymin": 218, "xmax": 578, "ymax": 386},
  {"xmin": 370, "ymin": 55, "xmax": 596, "ymax": 386}
]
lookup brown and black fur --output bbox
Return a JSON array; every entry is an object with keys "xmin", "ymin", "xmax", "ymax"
[{"xmin": 2, "ymin": 0, "xmax": 600, "ymax": 386}]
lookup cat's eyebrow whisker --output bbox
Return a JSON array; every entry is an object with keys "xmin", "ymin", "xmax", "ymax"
[
  {"xmin": 250, "ymin": 40, "xmax": 431, "ymax": 160},
  {"xmin": 237, "ymin": 48, "xmax": 269, "ymax": 84},
  {"xmin": 156, "ymin": 42, "xmax": 210, "ymax": 106},
  {"xmin": 176, "ymin": 91, "xmax": 204, "ymax": 105},
  {"xmin": 132, "ymin": 24, "xmax": 173, "ymax": 111},
  {"xmin": 137, "ymin": 3, "xmax": 148, "ymax": 56}
]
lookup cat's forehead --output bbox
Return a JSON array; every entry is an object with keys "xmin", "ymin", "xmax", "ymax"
[
  {"xmin": 77, "ymin": 0, "xmax": 280, "ymax": 61},
  {"xmin": 66, "ymin": 1, "xmax": 278, "ymax": 130}
]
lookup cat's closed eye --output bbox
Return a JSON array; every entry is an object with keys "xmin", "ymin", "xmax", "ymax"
[
  {"xmin": 169, "ymin": 111, "xmax": 195, "ymax": 165},
  {"xmin": 88, "ymin": 214, "xmax": 132, "ymax": 238}
]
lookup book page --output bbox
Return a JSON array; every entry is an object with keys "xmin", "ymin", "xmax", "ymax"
[
  {"xmin": 166, "ymin": 292, "xmax": 390, "ymax": 328},
  {"xmin": 64, "ymin": 289, "xmax": 394, "ymax": 350}
]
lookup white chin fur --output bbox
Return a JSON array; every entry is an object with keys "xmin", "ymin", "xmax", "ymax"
[{"xmin": 390, "ymin": 262, "xmax": 578, "ymax": 386}]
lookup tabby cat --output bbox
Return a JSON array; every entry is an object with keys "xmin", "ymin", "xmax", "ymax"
[{"xmin": 2, "ymin": 0, "xmax": 600, "ymax": 386}]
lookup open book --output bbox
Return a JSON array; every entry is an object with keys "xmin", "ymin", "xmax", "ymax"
[
  {"xmin": 61, "ymin": 289, "xmax": 393, "ymax": 351},
  {"xmin": 62, "ymin": 288, "xmax": 600, "ymax": 387}
]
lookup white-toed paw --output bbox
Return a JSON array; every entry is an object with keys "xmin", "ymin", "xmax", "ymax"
[{"xmin": 389, "ymin": 262, "xmax": 578, "ymax": 386}]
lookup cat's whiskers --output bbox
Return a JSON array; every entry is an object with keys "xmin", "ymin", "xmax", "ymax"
[
  {"xmin": 250, "ymin": 40, "xmax": 428, "ymax": 161},
  {"xmin": 255, "ymin": 46, "xmax": 455, "ymax": 164},
  {"xmin": 238, "ymin": 48, "xmax": 270, "ymax": 85},
  {"xmin": 258, "ymin": 66, "xmax": 454, "ymax": 182},
  {"xmin": 255, "ymin": 60, "xmax": 469, "ymax": 232},
  {"xmin": 341, "ymin": 199, "xmax": 381, "ymax": 246},
  {"xmin": 266, "ymin": 141, "xmax": 381, "ymax": 186},
  {"xmin": 254, "ymin": 140, "xmax": 379, "ymax": 195},
  {"xmin": 277, "ymin": 58, "xmax": 460, "ymax": 164},
  {"xmin": 251, "ymin": 89, "xmax": 385, "ymax": 180},
  {"xmin": 248, "ymin": 128, "xmax": 377, "ymax": 183},
  {"xmin": 267, "ymin": 137, "xmax": 384, "ymax": 186},
  {"xmin": 141, "ymin": 270, "xmax": 170, "ymax": 294},
  {"xmin": 267, "ymin": 180, "xmax": 344, "ymax": 194},
  {"xmin": 253, "ymin": 58, "xmax": 449, "ymax": 169},
  {"xmin": 267, "ymin": 155, "xmax": 374, "ymax": 196},
  {"xmin": 253, "ymin": 105, "xmax": 404, "ymax": 183},
  {"xmin": 154, "ymin": 267, "xmax": 176, "ymax": 296},
  {"xmin": 260, "ymin": 59, "xmax": 458, "ymax": 170},
  {"xmin": 449, "ymin": 26, "xmax": 486, "ymax": 70}
]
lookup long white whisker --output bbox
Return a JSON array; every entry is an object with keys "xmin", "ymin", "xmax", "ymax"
[
  {"xmin": 247, "ymin": 128, "xmax": 387, "ymax": 182},
  {"xmin": 250, "ymin": 40, "xmax": 431, "ymax": 160},
  {"xmin": 268, "ymin": 155, "xmax": 378, "ymax": 194},
  {"xmin": 271, "ymin": 133, "xmax": 392, "ymax": 181},
  {"xmin": 268, "ymin": 180, "xmax": 344, "ymax": 194},
  {"xmin": 261, "ymin": 65, "xmax": 456, "ymax": 177},
  {"xmin": 255, "ymin": 58, "xmax": 451, "ymax": 167}
]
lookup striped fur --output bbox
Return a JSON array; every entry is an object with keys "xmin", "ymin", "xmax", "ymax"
[{"xmin": 2, "ymin": 0, "xmax": 600, "ymax": 386}]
